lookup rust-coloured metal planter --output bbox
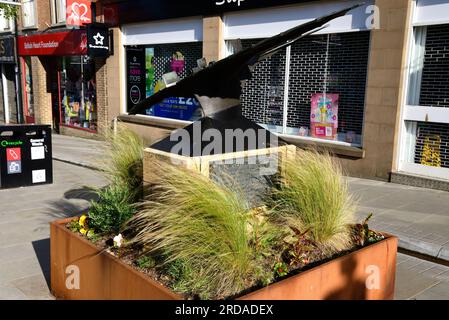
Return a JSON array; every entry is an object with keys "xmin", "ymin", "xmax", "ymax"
[{"xmin": 50, "ymin": 218, "xmax": 398, "ymax": 300}]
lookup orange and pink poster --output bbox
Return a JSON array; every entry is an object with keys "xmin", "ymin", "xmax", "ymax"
[{"xmin": 310, "ymin": 93, "xmax": 339, "ymax": 140}]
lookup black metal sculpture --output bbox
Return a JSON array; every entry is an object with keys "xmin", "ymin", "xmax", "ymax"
[{"xmin": 129, "ymin": 4, "xmax": 362, "ymax": 156}]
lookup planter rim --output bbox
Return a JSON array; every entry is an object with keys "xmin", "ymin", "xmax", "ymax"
[{"xmin": 51, "ymin": 217, "xmax": 397, "ymax": 300}]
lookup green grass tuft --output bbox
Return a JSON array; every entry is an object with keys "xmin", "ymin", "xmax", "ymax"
[
  {"xmin": 125, "ymin": 157, "xmax": 268, "ymax": 299},
  {"xmin": 101, "ymin": 124, "xmax": 145, "ymax": 202},
  {"xmin": 271, "ymin": 148, "xmax": 356, "ymax": 253}
]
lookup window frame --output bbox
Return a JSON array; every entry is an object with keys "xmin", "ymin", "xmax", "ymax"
[
  {"xmin": 397, "ymin": 1, "xmax": 449, "ymax": 179},
  {"xmin": 50, "ymin": 0, "xmax": 66, "ymax": 26},
  {"xmin": 21, "ymin": 0, "xmax": 38, "ymax": 29}
]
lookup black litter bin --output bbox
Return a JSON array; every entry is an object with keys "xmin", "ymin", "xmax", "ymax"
[{"xmin": 0, "ymin": 125, "xmax": 53, "ymax": 189}]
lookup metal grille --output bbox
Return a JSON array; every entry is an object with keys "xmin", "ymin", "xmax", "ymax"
[
  {"xmin": 420, "ymin": 24, "xmax": 449, "ymax": 108},
  {"xmin": 152, "ymin": 42, "xmax": 203, "ymax": 81},
  {"xmin": 415, "ymin": 122, "xmax": 449, "ymax": 169},
  {"xmin": 240, "ymin": 31, "xmax": 370, "ymax": 136},
  {"xmin": 240, "ymin": 40, "xmax": 286, "ymax": 130}
]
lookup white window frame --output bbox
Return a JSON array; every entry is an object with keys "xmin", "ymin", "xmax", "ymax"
[
  {"xmin": 50, "ymin": 0, "xmax": 66, "ymax": 25},
  {"xmin": 397, "ymin": 0, "xmax": 449, "ymax": 180},
  {"xmin": 21, "ymin": 0, "xmax": 37, "ymax": 29}
]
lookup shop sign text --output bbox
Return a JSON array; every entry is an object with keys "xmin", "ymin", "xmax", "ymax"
[{"xmin": 216, "ymin": 0, "xmax": 245, "ymax": 6}]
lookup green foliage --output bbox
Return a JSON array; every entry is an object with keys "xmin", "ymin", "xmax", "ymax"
[
  {"xmin": 126, "ymin": 157, "xmax": 267, "ymax": 299},
  {"xmin": 270, "ymin": 149, "xmax": 356, "ymax": 254},
  {"xmin": 102, "ymin": 124, "xmax": 145, "ymax": 202},
  {"xmin": 273, "ymin": 262, "xmax": 288, "ymax": 278},
  {"xmin": 135, "ymin": 255, "xmax": 156, "ymax": 270},
  {"xmin": 351, "ymin": 213, "xmax": 385, "ymax": 246},
  {"xmin": 88, "ymin": 183, "xmax": 136, "ymax": 234},
  {"xmin": 0, "ymin": 4, "xmax": 18, "ymax": 20},
  {"xmin": 68, "ymin": 219, "xmax": 81, "ymax": 233}
]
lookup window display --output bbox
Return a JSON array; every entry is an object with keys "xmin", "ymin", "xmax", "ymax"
[
  {"xmin": 60, "ymin": 56, "xmax": 97, "ymax": 131},
  {"xmin": 236, "ymin": 31, "xmax": 370, "ymax": 146},
  {"xmin": 126, "ymin": 42, "xmax": 203, "ymax": 121}
]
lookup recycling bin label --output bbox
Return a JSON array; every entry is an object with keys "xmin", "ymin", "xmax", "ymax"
[{"xmin": 0, "ymin": 125, "xmax": 53, "ymax": 189}]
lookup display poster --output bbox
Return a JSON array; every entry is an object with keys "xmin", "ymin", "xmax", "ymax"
[
  {"xmin": 310, "ymin": 93, "xmax": 339, "ymax": 140},
  {"xmin": 146, "ymin": 97, "xmax": 200, "ymax": 121},
  {"xmin": 171, "ymin": 51, "xmax": 185, "ymax": 74},
  {"xmin": 145, "ymin": 48, "xmax": 155, "ymax": 97},
  {"xmin": 126, "ymin": 47, "xmax": 146, "ymax": 111}
]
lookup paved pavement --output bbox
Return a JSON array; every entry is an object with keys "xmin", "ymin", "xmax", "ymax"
[
  {"xmin": 396, "ymin": 253, "xmax": 449, "ymax": 300},
  {"xmin": 0, "ymin": 160, "xmax": 107, "ymax": 299},
  {"xmin": 349, "ymin": 177, "xmax": 449, "ymax": 261},
  {"xmin": 0, "ymin": 133, "xmax": 448, "ymax": 299},
  {"xmin": 52, "ymin": 134, "xmax": 106, "ymax": 170}
]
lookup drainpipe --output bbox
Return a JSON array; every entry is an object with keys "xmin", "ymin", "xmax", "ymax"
[{"xmin": 14, "ymin": 16, "xmax": 23, "ymax": 123}]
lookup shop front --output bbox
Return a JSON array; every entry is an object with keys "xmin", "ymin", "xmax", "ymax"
[
  {"xmin": 18, "ymin": 30, "xmax": 101, "ymax": 136},
  {"xmin": 122, "ymin": 17, "xmax": 204, "ymax": 121},
  {"xmin": 397, "ymin": 0, "xmax": 449, "ymax": 183},
  {"xmin": 119, "ymin": 1, "xmax": 374, "ymax": 149}
]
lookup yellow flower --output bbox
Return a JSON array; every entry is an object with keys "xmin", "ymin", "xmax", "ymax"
[
  {"xmin": 80, "ymin": 228, "xmax": 88, "ymax": 235},
  {"xmin": 79, "ymin": 215, "xmax": 88, "ymax": 228}
]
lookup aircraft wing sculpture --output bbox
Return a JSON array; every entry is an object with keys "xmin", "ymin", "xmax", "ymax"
[{"xmin": 128, "ymin": 4, "xmax": 362, "ymax": 117}]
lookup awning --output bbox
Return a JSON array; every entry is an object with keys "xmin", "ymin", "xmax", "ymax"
[{"xmin": 18, "ymin": 30, "xmax": 87, "ymax": 56}]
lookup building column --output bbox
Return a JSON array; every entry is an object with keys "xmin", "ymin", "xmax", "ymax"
[
  {"xmin": 203, "ymin": 16, "xmax": 225, "ymax": 63},
  {"xmin": 340, "ymin": 0, "xmax": 413, "ymax": 180}
]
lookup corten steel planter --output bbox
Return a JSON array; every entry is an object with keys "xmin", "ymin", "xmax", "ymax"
[{"xmin": 51, "ymin": 218, "xmax": 398, "ymax": 300}]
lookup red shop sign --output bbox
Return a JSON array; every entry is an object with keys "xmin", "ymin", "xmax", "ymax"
[
  {"xmin": 66, "ymin": 0, "xmax": 92, "ymax": 27},
  {"xmin": 18, "ymin": 30, "xmax": 87, "ymax": 56}
]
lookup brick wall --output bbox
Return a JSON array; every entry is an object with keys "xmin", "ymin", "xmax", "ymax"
[
  {"xmin": 419, "ymin": 24, "xmax": 449, "ymax": 108},
  {"xmin": 31, "ymin": 56, "xmax": 52, "ymax": 126},
  {"xmin": 95, "ymin": 57, "xmax": 109, "ymax": 136}
]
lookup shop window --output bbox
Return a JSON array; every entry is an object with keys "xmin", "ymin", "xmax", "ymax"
[
  {"xmin": 22, "ymin": 0, "xmax": 37, "ymax": 28},
  {"xmin": 401, "ymin": 24, "xmax": 449, "ymax": 176},
  {"xmin": 236, "ymin": 31, "xmax": 370, "ymax": 146},
  {"xmin": 403, "ymin": 121, "xmax": 449, "ymax": 169},
  {"xmin": 407, "ymin": 24, "xmax": 449, "ymax": 108},
  {"xmin": 50, "ymin": 0, "xmax": 66, "ymax": 25},
  {"xmin": 126, "ymin": 42, "xmax": 203, "ymax": 121},
  {"xmin": 60, "ymin": 56, "xmax": 97, "ymax": 131},
  {"xmin": 22, "ymin": 56, "xmax": 35, "ymax": 124}
]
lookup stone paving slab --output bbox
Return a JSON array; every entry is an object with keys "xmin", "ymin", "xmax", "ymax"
[
  {"xmin": 395, "ymin": 253, "xmax": 449, "ymax": 300},
  {"xmin": 52, "ymin": 134, "xmax": 106, "ymax": 170},
  {"xmin": 350, "ymin": 177, "xmax": 449, "ymax": 261}
]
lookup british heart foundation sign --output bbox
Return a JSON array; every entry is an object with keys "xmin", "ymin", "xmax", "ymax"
[
  {"xmin": 18, "ymin": 30, "xmax": 87, "ymax": 56},
  {"xmin": 66, "ymin": 0, "xmax": 92, "ymax": 27},
  {"xmin": 310, "ymin": 93, "xmax": 339, "ymax": 140}
]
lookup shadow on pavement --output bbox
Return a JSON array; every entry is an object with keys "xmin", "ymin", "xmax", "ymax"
[
  {"xmin": 32, "ymin": 238, "xmax": 51, "ymax": 289},
  {"xmin": 64, "ymin": 187, "xmax": 100, "ymax": 203}
]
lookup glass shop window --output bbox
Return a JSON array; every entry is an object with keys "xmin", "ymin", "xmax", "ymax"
[
  {"xmin": 230, "ymin": 31, "xmax": 371, "ymax": 146},
  {"xmin": 402, "ymin": 24, "xmax": 449, "ymax": 170},
  {"xmin": 126, "ymin": 42, "xmax": 203, "ymax": 121},
  {"xmin": 60, "ymin": 56, "xmax": 97, "ymax": 132}
]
